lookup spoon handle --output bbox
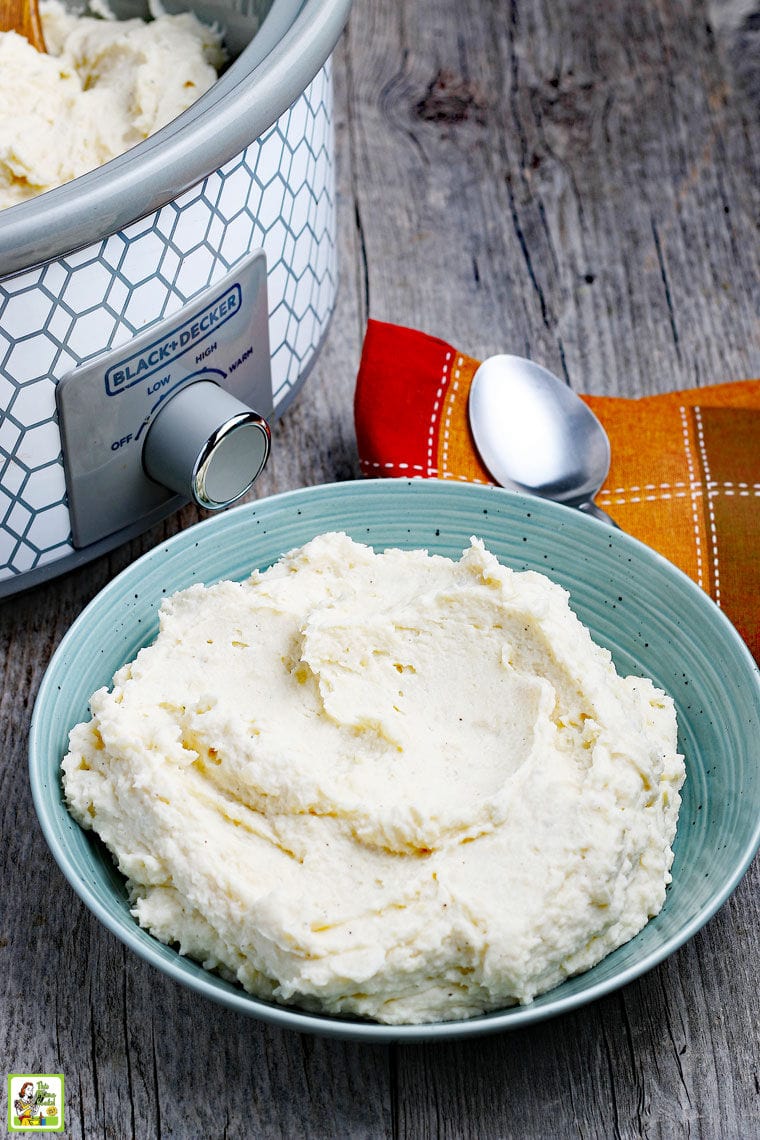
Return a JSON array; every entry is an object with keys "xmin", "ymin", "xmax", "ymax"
[
  {"xmin": 0, "ymin": 0, "xmax": 46, "ymax": 50},
  {"xmin": 578, "ymin": 500, "xmax": 621, "ymax": 529}
]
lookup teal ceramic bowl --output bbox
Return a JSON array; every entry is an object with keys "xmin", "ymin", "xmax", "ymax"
[{"xmin": 29, "ymin": 480, "xmax": 760, "ymax": 1041}]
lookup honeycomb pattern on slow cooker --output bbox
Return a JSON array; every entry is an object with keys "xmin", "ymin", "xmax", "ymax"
[{"xmin": 0, "ymin": 63, "xmax": 336, "ymax": 582}]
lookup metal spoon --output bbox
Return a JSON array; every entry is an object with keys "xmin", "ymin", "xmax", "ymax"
[{"xmin": 468, "ymin": 354, "xmax": 619, "ymax": 527}]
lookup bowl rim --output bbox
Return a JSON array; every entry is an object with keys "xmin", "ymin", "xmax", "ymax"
[
  {"xmin": 0, "ymin": 0, "xmax": 353, "ymax": 278},
  {"xmin": 29, "ymin": 478, "xmax": 760, "ymax": 1041}
]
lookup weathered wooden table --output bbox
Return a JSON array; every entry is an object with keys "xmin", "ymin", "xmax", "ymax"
[{"xmin": 3, "ymin": 0, "xmax": 759, "ymax": 1135}]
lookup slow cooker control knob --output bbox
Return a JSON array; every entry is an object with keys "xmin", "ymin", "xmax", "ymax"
[{"xmin": 142, "ymin": 380, "xmax": 271, "ymax": 510}]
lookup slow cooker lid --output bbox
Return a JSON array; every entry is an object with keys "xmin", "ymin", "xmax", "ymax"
[{"xmin": 0, "ymin": 0, "xmax": 352, "ymax": 277}]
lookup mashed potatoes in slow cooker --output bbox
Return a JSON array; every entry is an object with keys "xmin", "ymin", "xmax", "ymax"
[
  {"xmin": 62, "ymin": 533, "xmax": 685, "ymax": 1024},
  {"xmin": 0, "ymin": 0, "xmax": 224, "ymax": 209}
]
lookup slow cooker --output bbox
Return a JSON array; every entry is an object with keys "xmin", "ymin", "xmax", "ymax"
[{"xmin": 0, "ymin": 0, "xmax": 352, "ymax": 594}]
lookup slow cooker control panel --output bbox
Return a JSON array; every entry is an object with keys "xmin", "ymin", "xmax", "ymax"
[{"xmin": 57, "ymin": 249, "xmax": 273, "ymax": 549}]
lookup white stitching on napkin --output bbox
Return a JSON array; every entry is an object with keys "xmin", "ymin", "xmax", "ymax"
[
  {"xmin": 679, "ymin": 405, "xmax": 706, "ymax": 591},
  {"xmin": 694, "ymin": 406, "xmax": 720, "ymax": 605},
  {"xmin": 427, "ymin": 352, "xmax": 452, "ymax": 477},
  {"xmin": 597, "ymin": 483, "xmax": 760, "ymax": 501},
  {"xmin": 602, "ymin": 482, "xmax": 690, "ymax": 494},
  {"xmin": 359, "ymin": 457, "xmax": 491, "ymax": 484},
  {"xmin": 359, "ymin": 460, "xmax": 431, "ymax": 474},
  {"xmin": 440, "ymin": 357, "xmax": 464, "ymax": 477}
]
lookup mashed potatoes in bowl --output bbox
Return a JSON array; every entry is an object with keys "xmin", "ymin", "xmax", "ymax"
[
  {"xmin": 61, "ymin": 532, "xmax": 685, "ymax": 1024},
  {"xmin": 29, "ymin": 481, "xmax": 760, "ymax": 1040}
]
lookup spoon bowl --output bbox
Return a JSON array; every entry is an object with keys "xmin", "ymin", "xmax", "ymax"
[{"xmin": 468, "ymin": 354, "xmax": 617, "ymax": 526}]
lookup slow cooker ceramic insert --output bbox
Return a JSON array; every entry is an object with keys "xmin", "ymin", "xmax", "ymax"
[{"xmin": 0, "ymin": 0, "xmax": 352, "ymax": 594}]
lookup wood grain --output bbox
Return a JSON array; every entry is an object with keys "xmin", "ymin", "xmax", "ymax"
[{"xmin": 1, "ymin": 0, "xmax": 758, "ymax": 1136}]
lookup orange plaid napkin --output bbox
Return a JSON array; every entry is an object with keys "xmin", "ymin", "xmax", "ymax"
[{"xmin": 354, "ymin": 320, "xmax": 760, "ymax": 663}]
